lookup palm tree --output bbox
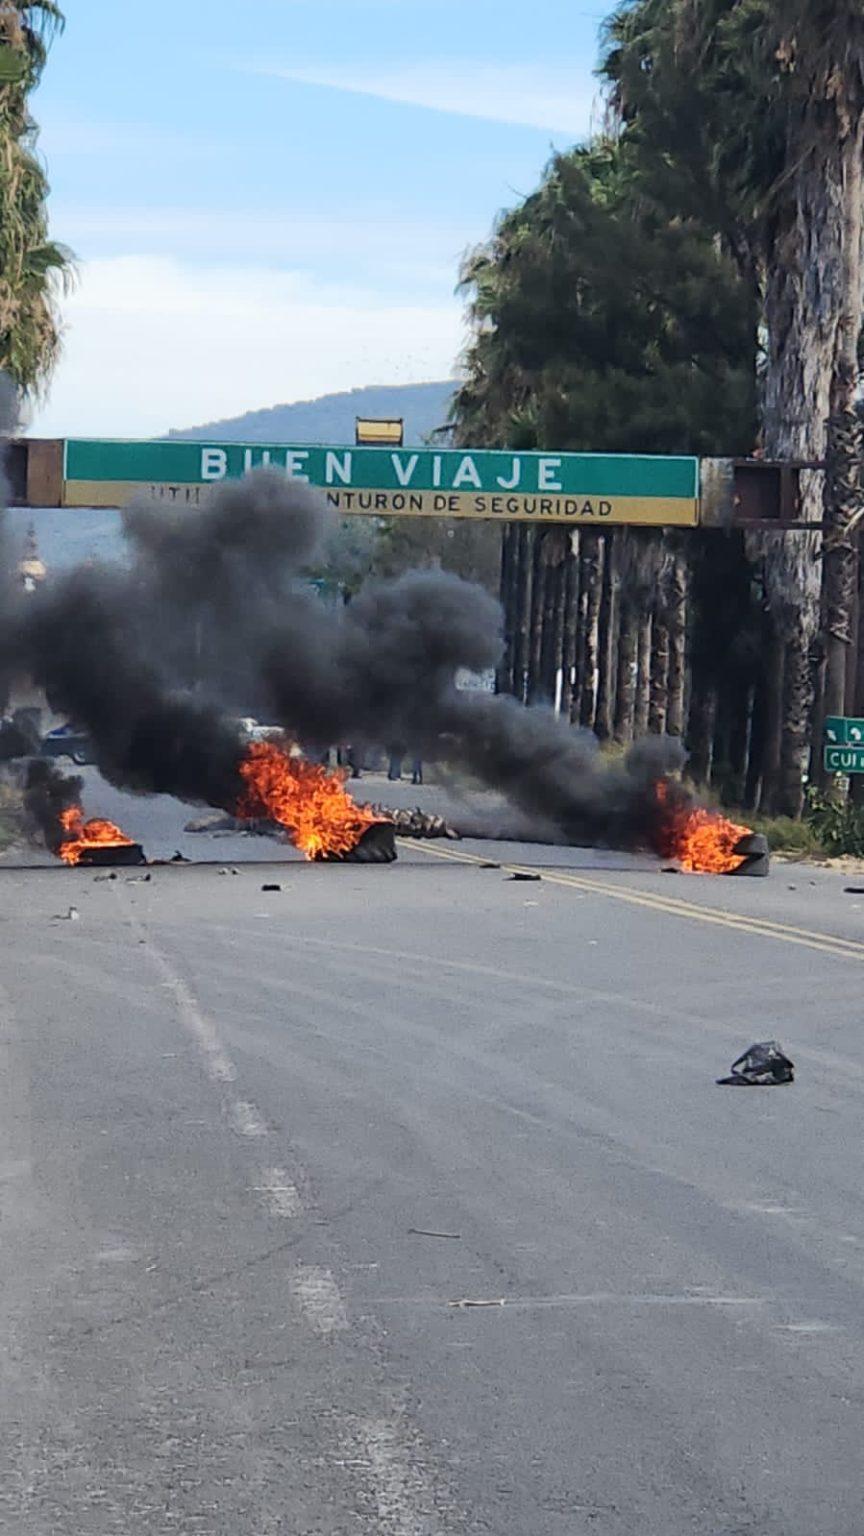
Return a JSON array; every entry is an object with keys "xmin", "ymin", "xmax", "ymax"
[
  {"xmin": 0, "ymin": 1, "xmax": 71, "ymax": 396},
  {"xmin": 605, "ymin": 0, "xmax": 864, "ymax": 812}
]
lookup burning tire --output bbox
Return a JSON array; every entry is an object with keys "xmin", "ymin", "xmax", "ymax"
[
  {"xmin": 317, "ymin": 821, "xmax": 397, "ymax": 864},
  {"xmin": 76, "ymin": 842, "xmax": 147, "ymax": 868},
  {"xmin": 725, "ymin": 833, "xmax": 770, "ymax": 877}
]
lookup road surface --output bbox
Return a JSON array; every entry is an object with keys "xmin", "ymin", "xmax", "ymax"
[{"xmin": 2, "ymin": 775, "xmax": 864, "ymax": 1533}]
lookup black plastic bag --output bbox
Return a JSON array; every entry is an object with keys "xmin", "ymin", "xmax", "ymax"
[{"xmin": 718, "ymin": 1040, "xmax": 795, "ymax": 1087}]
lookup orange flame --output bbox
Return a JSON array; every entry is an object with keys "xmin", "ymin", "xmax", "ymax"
[
  {"xmin": 237, "ymin": 740, "xmax": 381, "ymax": 860},
  {"xmin": 654, "ymin": 781, "xmax": 751, "ymax": 874},
  {"xmin": 58, "ymin": 806, "xmax": 136, "ymax": 865}
]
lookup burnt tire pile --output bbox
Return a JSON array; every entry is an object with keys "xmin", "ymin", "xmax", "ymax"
[{"xmin": 369, "ymin": 805, "xmax": 461, "ymax": 841}]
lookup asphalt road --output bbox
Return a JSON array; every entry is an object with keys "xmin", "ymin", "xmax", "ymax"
[{"xmin": 3, "ymin": 776, "xmax": 864, "ymax": 1533}]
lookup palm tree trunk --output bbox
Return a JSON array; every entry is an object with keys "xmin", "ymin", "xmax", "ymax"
[
  {"xmin": 614, "ymin": 599, "xmax": 638, "ymax": 745},
  {"xmin": 560, "ymin": 536, "xmax": 579, "ymax": 722},
  {"xmin": 548, "ymin": 549, "xmax": 568, "ymax": 711},
  {"xmin": 774, "ymin": 633, "xmax": 810, "ymax": 817},
  {"xmin": 514, "ymin": 525, "xmax": 533, "ymax": 703},
  {"xmin": 822, "ymin": 118, "xmax": 864, "ymax": 723},
  {"xmin": 649, "ymin": 602, "xmax": 670, "ymax": 735},
  {"xmin": 496, "ymin": 524, "xmax": 518, "ymax": 695},
  {"xmin": 578, "ymin": 531, "xmax": 603, "ymax": 728},
  {"xmin": 666, "ymin": 551, "xmax": 688, "ymax": 737},
  {"xmin": 635, "ymin": 609, "xmax": 652, "ymax": 738},
  {"xmin": 594, "ymin": 533, "xmax": 616, "ymax": 741},
  {"xmin": 528, "ymin": 532, "xmax": 548, "ymax": 703},
  {"xmin": 744, "ymin": 677, "xmax": 766, "ymax": 811},
  {"xmin": 756, "ymin": 140, "xmax": 844, "ymax": 812},
  {"xmin": 539, "ymin": 537, "xmax": 559, "ymax": 700}
]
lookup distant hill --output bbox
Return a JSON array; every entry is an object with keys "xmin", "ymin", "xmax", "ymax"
[
  {"xmin": 169, "ymin": 381, "xmax": 455, "ymax": 447},
  {"xmin": 15, "ymin": 382, "xmax": 457, "ymax": 573}
]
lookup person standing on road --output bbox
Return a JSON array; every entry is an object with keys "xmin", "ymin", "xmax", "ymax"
[
  {"xmin": 411, "ymin": 757, "xmax": 423, "ymax": 786},
  {"xmin": 387, "ymin": 746, "xmax": 404, "ymax": 781}
]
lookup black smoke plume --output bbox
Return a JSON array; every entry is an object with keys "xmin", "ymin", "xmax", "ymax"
[
  {"xmin": 0, "ymin": 709, "xmax": 40, "ymax": 762},
  {"xmin": 12, "ymin": 469, "xmax": 689, "ymax": 851},
  {"xmin": 24, "ymin": 760, "xmax": 82, "ymax": 854}
]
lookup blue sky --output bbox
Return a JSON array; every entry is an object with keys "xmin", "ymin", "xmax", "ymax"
[{"xmin": 30, "ymin": 0, "xmax": 606, "ymax": 438}]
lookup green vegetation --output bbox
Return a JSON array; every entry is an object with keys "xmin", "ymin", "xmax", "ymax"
[
  {"xmin": 801, "ymin": 788, "xmax": 864, "ymax": 859},
  {"xmin": 454, "ymin": 141, "xmax": 756, "ymax": 457},
  {"xmin": 749, "ymin": 814, "xmax": 828, "ymax": 860},
  {"xmin": 0, "ymin": 1, "xmax": 72, "ymax": 395},
  {"xmin": 0, "ymin": 781, "xmax": 24, "ymax": 850},
  {"xmin": 452, "ymin": 1, "xmax": 864, "ymax": 822}
]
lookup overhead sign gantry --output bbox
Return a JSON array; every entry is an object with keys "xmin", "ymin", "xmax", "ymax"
[
  {"xmin": 5, "ymin": 438, "xmax": 817, "ymax": 529},
  {"xmin": 9, "ymin": 437, "xmax": 700, "ymax": 526}
]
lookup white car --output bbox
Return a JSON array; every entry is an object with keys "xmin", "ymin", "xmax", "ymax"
[{"xmin": 234, "ymin": 718, "xmax": 295, "ymax": 748}]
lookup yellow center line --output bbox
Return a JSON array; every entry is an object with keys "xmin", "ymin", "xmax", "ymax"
[{"xmin": 397, "ymin": 839, "xmax": 864, "ymax": 963}]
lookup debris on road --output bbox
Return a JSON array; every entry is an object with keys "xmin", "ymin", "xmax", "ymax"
[
  {"xmin": 408, "ymin": 1228, "xmax": 461, "ymax": 1240},
  {"xmin": 93, "ymin": 872, "xmax": 117, "ymax": 883},
  {"xmin": 125, "ymin": 873, "xmax": 151, "ymax": 884},
  {"xmin": 261, "ymin": 883, "xmax": 282, "ymax": 892},
  {"xmin": 509, "ymin": 872, "xmax": 541, "ymax": 883},
  {"xmin": 661, "ymin": 866, "xmax": 680, "ymax": 875},
  {"xmin": 53, "ymin": 906, "xmax": 80, "ymax": 922},
  {"xmin": 449, "ymin": 1298, "xmax": 505, "ymax": 1310},
  {"xmin": 170, "ymin": 851, "xmax": 189, "ymax": 863},
  {"xmin": 844, "ymin": 887, "xmax": 864, "ymax": 895},
  {"xmin": 718, "ymin": 1040, "xmax": 795, "ymax": 1087},
  {"xmin": 218, "ymin": 867, "xmax": 240, "ymax": 876},
  {"xmin": 370, "ymin": 805, "xmax": 460, "ymax": 841},
  {"xmin": 479, "ymin": 861, "xmax": 501, "ymax": 870}
]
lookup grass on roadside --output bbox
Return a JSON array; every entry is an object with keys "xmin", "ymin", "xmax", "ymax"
[
  {"xmin": 0, "ymin": 782, "xmax": 24, "ymax": 852},
  {"xmin": 747, "ymin": 814, "xmax": 828, "ymax": 860}
]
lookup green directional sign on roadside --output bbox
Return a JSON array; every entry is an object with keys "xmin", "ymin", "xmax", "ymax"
[
  {"xmin": 824, "ymin": 715, "xmax": 864, "ymax": 746},
  {"xmin": 824, "ymin": 744, "xmax": 864, "ymax": 774}
]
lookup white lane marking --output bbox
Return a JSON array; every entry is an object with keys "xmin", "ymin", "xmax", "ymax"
[
  {"xmin": 777, "ymin": 1321, "xmax": 840, "ymax": 1335},
  {"xmin": 290, "ymin": 1265, "xmax": 348, "ymax": 1336},
  {"xmin": 365, "ymin": 1291, "xmax": 766, "ymax": 1311},
  {"xmin": 146, "ymin": 943, "xmax": 237, "ymax": 1085},
  {"xmin": 230, "ymin": 1100, "xmax": 268, "ymax": 1139},
  {"xmin": 348, "ymin": 1416, "xmax": 460, "ymax": 1535},
  {"xmin": 255, "ymin": 1166, "xmax": 303, "ymax": 1219}
]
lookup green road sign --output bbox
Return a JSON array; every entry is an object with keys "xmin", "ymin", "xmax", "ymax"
[
  {"xmin": 61, "ymin": 439, "xmax": 700, "ymax": 526},
  {"xmin": 824, "ymin": 716, "xmax": 864, "ymax": 746},
  {"xmin": 824, "ymin": 744, "xmax": 864, "ymax": 774}
]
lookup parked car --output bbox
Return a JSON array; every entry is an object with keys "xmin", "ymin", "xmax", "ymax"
[
  {"xmin": 234, "ymin": 717, "xmax": 285, "ymax": 744},
  {"xmin": 39, "ymin": 723, "xmax": 96, "ymax": 766}
]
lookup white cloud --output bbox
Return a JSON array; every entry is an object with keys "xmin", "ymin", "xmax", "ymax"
[
  {"xmin": 53, "ymin": 204, "xmax": 474, "ymax": 288},
  {"xmin": 254, "ymin": 59, "xmax": 598, "ymax": 136},
  {"xmin": 29, "ymin": 256, "xmax": 465, "ymax": 439}
]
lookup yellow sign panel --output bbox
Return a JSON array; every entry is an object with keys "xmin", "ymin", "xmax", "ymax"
[
  {"xmin": 322, "ymin": 489, "xmax": 698, "ymax": 525},
  {"xmin": 355, "ymin": 418, "xmax": 404, "ymax": 446},
  {"xmin": 64, "ymin": 480, "xmax": 698, "ymax": 526}
]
